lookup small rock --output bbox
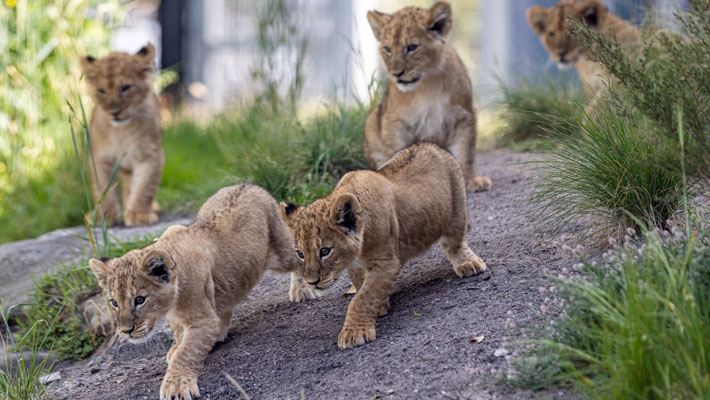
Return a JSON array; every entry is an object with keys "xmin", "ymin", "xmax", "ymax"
[
  {"xmin": 494, "ymin": 348, "xmax": 509, "ymax": 357},
  {"xmin": 40, "ymin": 371, "xmax": 61, "ymax": 384}
]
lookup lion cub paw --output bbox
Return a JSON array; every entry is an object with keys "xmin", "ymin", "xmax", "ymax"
[
  {"xmin": 467, "ymin": 176, "xmax": 492, "ymax": 192},
  {"xmin": 338, "ymin": 324, "xmax": 376, "ymax": 349},
  {"xmin": 160, "ymin": 372, "xmax": 199, "ymax": 400},
  {"xmin": 454, "ymin": 255, "xmax": 487, "ymax": 278},
  {"xmin": 289, "ymin": 274, "xmax": 321, "ymax": 303},
  {"xmin": 124, "ymin": 210, "xmax": 158, "ymax": 226}
]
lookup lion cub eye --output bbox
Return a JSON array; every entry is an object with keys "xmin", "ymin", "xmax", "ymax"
[
  {"xmin": 296, "ymin": 250, "xmax": 305, "ymax": 260},
  {"xmin": 98, "ymin": 88, "xmax": 107, "ymax": 96},
  {"xmin": 121, "ymin": 85, "xmax": 132, "ymax": 93},
  {"xmin": 134, "ymin": 296, "xmax": 146, "ymax": 306},
  {"xmin": 110, "ymin": 299, "xmax": 119, "ymax": 309},
  {"xmin": 406, "ymin": 44, "xmax": 418, "ymax": 53},
  {"xmin": 383, "ymin": 46, "xmax": 391, "ymax": 54},
  {"xmin": 319, "ymin": 247, "xmax": 331, "ymax": 257}
]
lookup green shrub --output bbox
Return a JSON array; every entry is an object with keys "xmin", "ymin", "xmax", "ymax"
[
  {"xmin": 494, "ymin": 75, "xmax": 584, "ymax": 147},
  {"xmin": 571, "ymin": 0, "xmax": 710, "ymax": 179}
]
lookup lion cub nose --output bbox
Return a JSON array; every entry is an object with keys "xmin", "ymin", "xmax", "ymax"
[
  {"xmin": 393, "ymin": 69, "xmax": 405, "ymax": 78},
  {"xmin": 306, "ymin": 278, "xmax": 320, "ymax": 286},
  {"xmin": 121, "ymin": 326, "xmax": 135, "ymax": 335}
]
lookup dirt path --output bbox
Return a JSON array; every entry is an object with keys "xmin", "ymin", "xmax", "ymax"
[{"xmin": 48, "ymin": 152, "xmax": 572, "ymax": 400}]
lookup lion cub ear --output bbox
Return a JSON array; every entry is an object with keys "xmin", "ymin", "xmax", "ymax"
[
  {"xmin": 427, "ymin": 1, "xmax": 453, "ymax": 39},
  {"xmin": 330, "ymin": 194, "xmax": 362, "ymax": 234},
  {"xmin": 527, "ymin": 6, "xmax": 550, "ymax": 35},
  {"xmin": 135, "ymin": 42, "xmax": 157, "ymax": 77},
  {"xmin": 575, "ymin": 0, "xmax": 608, "ymax": 29},
  {"xmin": 367, "ymin": 10, "xmax": 391, "ymax": 42},
  {"xmin": 279, "ymin": 202, "xmax": 302, "ymax": 228},
  {"xmin": 89, "ymin": 257, "xmax": 112, "ymax": 289},
  {"xmin": 140, "ymin": 248, "xmax": 175, "ymax": 284},
  {"xmin": 80, "ymin": 55, "xmax": 99, "ymax": 82}
]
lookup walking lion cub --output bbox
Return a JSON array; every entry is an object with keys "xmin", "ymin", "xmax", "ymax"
[
  {"xmin": 280, "ymin": 143, "xmax": 487, "ymax": 349},
  {"xmin": 81, "ymin": 43, "xmax": 163, "ymax": 226},
  {"xmin": 89, "ymin": 184, "xmax": 312, "ymax": 399}
]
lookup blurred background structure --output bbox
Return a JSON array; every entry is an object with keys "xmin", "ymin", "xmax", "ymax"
[{"xmin": 113, "ymin": 0, "xmax": 689, "ymax": 110}]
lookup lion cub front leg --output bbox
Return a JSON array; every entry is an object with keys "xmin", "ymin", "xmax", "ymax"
[
  {"xmin": 161, "ymin": 314, "xmax": 220, "ymax": 400},
  {"xmin": 338, "ymin": 258, "xmax": 401, "ymax": 349},
  {"xmin": 166, "ymin": 321, "xmax": 184, "ymax": 363},
  {"xmin": 124, "ymin": 160, "xmax": 162, "ymax": 226}
]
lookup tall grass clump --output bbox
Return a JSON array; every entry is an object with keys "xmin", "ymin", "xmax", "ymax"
[
  {"xmin": 1, "ymin": 303, "xmax": 58, "ymax": 400},
  {"xmin": 513, "ymin": 222, "xmax": 710, "ymax": 399},
  {"xmin": 215, "ymin": 0, "xmax": 371, "ymax": 206},
  {"xmin": 494, "ymin": 75, "xmax": 584, "ymax": 147},
  {"xmin": 0, "ymin": 0, "xmax": 123, "ymax": 243},
  {"xmin": 531, "ymin": 103, "xmax": 682, "ymax": 243}
]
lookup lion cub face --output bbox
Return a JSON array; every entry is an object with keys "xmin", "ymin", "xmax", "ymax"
[
  {"xmin": 367, "ymin": 1, "xmax": 453, "ymax": 92},
  {"xmin": 80, "ymin": 44, "xmax": 156, "ymax": 126},
  {"xmin": 527, "ymin": 0, "xmax": 608, "ymax": 69},
  {"xmin": 280, "ymin": 194, "xmax": 364, "ymax": 289},
  {"xmin": 89, "ymin": 248, "xmax": 177, "ymax": 342}
]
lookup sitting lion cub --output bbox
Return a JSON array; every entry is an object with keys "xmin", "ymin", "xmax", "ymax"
[
  {"xmin": 89, "ymin": 184, "xmax": 312, "ymax": 400},
  {"xmin": 81, "ymin": 43, "xmax": 163, "ymax": 226},
  {"xmin": 280, "ymin": 143, "xmax": 487, "ymax": 349},
  {"xmin": 364, "ymin": 1, "xmax": 491, "ymax": 192}
]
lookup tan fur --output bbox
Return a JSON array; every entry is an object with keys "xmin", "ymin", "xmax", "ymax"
[
  {"xmin": 527, "ymin": 0, "xmax": 641, "ymax": 94},
  {"xmin": 280, "ymin": 143, "xmax": 487, "ymax": 349},
  {"xmin": 81, "ymin": 44, "xmax": 163, "ymax": 226},
  {"xmin": 89, "ymin": 184, "xmax": 308, "ymax": 400},
  {"xmin": 364, "ymin": 1, "xmax": 491, "ymax": 192}
]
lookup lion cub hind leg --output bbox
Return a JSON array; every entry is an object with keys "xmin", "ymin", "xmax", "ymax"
[{"xmin": 440, "ymin": 235, "xmax": 487, "ymax": 278}]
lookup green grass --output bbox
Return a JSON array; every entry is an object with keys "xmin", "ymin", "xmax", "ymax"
[
  {"xmin": 1, "ymin": 302, "xmax": 58, "ymax": 400},
  {"xmin": 493, "ymin": 75, "xmax": 584, "ymax": 148},
  {"xmin": 509, "ymin": 225, "xmax": 710, "ymax": 399}
]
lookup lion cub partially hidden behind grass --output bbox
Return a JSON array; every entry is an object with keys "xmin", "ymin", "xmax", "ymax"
[
  {"xmin": 89, "ymin": 184, "xmax": 312, "ymax": 400},
  {"xmin": 280, "ymin": 143, "xmax": 487, "ymax": 349},
  {"xmin": 81, "ymin": 43, "xmax": 163, "ymax": 226},
  {"xmin": 364, "ymin": 1, "xmax": 491, "ymax": 192}
]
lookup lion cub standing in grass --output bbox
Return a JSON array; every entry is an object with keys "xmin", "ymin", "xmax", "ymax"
[
  {"xmin": 89, "ymin": 184, "xmax": 314, "ymax": 400},
  {"xmin": 364, "ymin": 1, "xmax": 491, "ymax": 192},
  {"xmin": 81, "ymin": 43, "xmax": 163, "ymax": 226},
  {"xmin": 280, "ymin": 143, "xmax": 487, "ymax": 349},
  {"xmin": 527, "ymin": 0, "xmax": 641, "ymax": 95}
]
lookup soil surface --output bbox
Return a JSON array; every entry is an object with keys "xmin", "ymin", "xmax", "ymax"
[{"xmin": 47, "ymin": 152, "xmax": 573, "ymax": 400}]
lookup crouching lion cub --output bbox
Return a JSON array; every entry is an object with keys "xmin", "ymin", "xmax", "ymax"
[
  {"xmin": 89, "ymin": 184, "xmax": 313, "ymax": 400},
  {"xmin": 280, "ymin": 143, "xmax": 487, "ymax": 349}
]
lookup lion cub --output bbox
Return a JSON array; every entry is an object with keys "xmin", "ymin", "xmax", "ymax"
[
  {"xmin": 81, "ymin": 43, "xmax": 163, "ymax": 226},
  {"xmin": 89, "ymin": 184, "xmax": 310, "ymax": 400},
  {"xmin": 280, "ymin": 143, "xmax": 487, "ymax": 349},
  {"xmin": 364, "ymin": 1, "xmax": 491, "ymax": 192},
  {"xmin": 527, "ymin": 0, "xmax": 641, "ymax": 94}
]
